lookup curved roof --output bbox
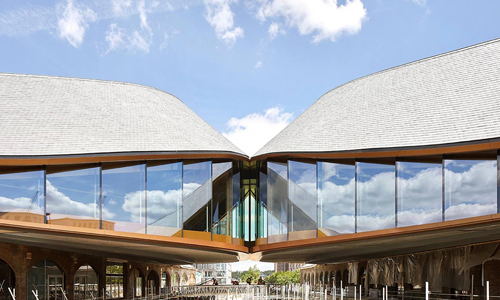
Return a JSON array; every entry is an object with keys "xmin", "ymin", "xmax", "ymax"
[
  {"xmin": 0, "ymin": 74, "xmax": 245, "ymax": 158},
  {"xmin": 255, "ymin": 38, "xmax": 500, "ymax": 158}
]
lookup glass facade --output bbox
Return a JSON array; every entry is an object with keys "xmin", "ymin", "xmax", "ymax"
[
  {"xmin": 318, "ymin": 162, "xmax": 355, "ymax": 235},
  {"xmin": 212, "ymin": 162, "xmax": 233, "ymax": 242},
  {"xmin": 288, "ymin": 160, "xmax": 317, "ymax": 240},
  {"xmin": 0, "ymin": 169, "xmax": 45, "ymax": 224},
  {"xmin": 397, "ymin": 161, "xmax": 442, "ymax": 227},
  {"xmin": 356, "ymin": 162, "xmax": 395, "ymax": 232},
  {"xmin": 146, "ymin": 162, "xmax": 182, "ymax": 236},
  {"xmin": 444, "ymin": 159, "xmax": 497, "ymax": 221},
  {"xmin": 183, "ymin": 161, "xmax": 212, "ymax": 239},
  {"xmin": 46, "ymin": 166, "xmax": 100, "ymax": 228},
  {"xmin": 267, "ymin": 161, "xmax": 288, "ymax": 243},
  {"xmin": 0, "ymin": 155, "xmax": 499, "ymax": 245},
  {"xmin": 102, "ymin": 163, "xmax": 146, "ymax": 233}
]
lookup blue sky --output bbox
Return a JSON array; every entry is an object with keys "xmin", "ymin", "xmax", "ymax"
[{"xmin": 1, "ymin": 0, "xmax": 500, "ymax": 271}]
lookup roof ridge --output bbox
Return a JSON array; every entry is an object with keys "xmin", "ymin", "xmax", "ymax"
[{"xmin": 0, "ymin": 72, "xmax": 186, "ymax": 104}]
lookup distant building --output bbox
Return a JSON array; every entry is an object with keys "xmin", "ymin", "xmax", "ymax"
[
  {"xmin": 196, "ymin": 263, "xmax": 232, "ymax": 285},
  {"xmin": 275, "ymin": 263, "xmax": 305, "ymax": 273}
]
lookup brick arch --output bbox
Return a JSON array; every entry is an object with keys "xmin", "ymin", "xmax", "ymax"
[
  {"xmin": 0, "ymin": 253, "xmax": 18, "ymax": 277},
  {"xmin": 146, "ymin": 269, "xmax": 160, "ymax": 295},
  {"xmin": 27, "ymin": 256, "xmax": 70, "ymax": 280},
  {"xmin": 74, "ymin": 262, "xmax": 101, "ymax": 278}
]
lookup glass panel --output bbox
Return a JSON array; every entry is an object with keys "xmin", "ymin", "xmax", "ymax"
[
  {"xmin": 106, "ymin": 263, "xmax": 123, "ymax": 299},
  {"xmin": 288, "ymin": 160, "xmax": 317, "ymax": 241},
  {"xmin": 444, "ymin": 160, "xmax": 497, "ymax": 221},
  {"xmin": 161, "ymin": 272, "xmax": 168, "ymax": 294},
  {"xmin": 356, "ymin": 162, "xmax": 395, "ymax": 232},
  {"xmin": 74, "ymin": 265, "xmax": 99, "ymax": 300},
  {"xmin": 231, "ymin": 165, "xmax": 241, "ymax": 242},
  {"xmin": 102, "ymin": 164, "xmax": 146, "ymax": 233},
  {"xmin": 318, "ymin": 162, "xmax": 355, "ymax": 235},
  {"xmin": 146, "ymin": 162, "xmax": 182, "ymax": 236},
  {"xmin": 397, "ymin": 162, "xmax": 442, "ymax": 227},
  {"xmin": 212, "ymin": 162, "xmax": 232, "ymax": 238},
  {"xmin": 267, "ymin": 161, "xmax": 288, "ymax": 243},
  {"xmin": 183, "ymin": 161, "xmax": 212, "ymax": 236},
  {"xmin": 258, "ymin": 163, "xmax": 268, "ymax": 239},
  {"xmin": 0, "ymin": 170, "xmax": 44, "ymax": 224},
  {"xmin": 27, "ymin": 260, "xmax": 64, "ymax": 300},
  {"xmin": 0, "ymin": 259, "xmax": 14, "ymax": 300},
  {"xmin": 46, "ymin": 167, "xmax": 100, "ymax": 229}
]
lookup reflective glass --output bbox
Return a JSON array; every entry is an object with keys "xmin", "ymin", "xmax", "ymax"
[
  {"xmin": 102, "ymin": 164, "xmax": 146, "ymax": 233},
  {"xmin": 183, "ymin": 161, "xmax": 212, "ymax": 237},
  {"xmin": 146, "ymin": 162, "xmax": 182, "ymax": 236},
  {"xmin": 28, "ymin": 260, "xmax": 64, "ymax": 300},
  {"xmin": 212, "ymin": 162, "xmax": 232, "ymax": 239},
  {"xmin": 258, "ymin": 162, "xmax": 267, "ymax": 239},
  {"xmin": 397, "ymin": 162, "xmax": 442, "ymax": 227},
  {"xmin": 444, "ymin": 159, "xmax": 497, "ymax": 221},
  {"xmin": 318, "ymin": 162, "xmax": 355, "ymax": 235},
  {"xmin": 74, "ymin": 265, "xmax": 99, "ymax": 300},
  {"xmin": 356, "ymin": 162, "xmax": 395, "ymax": 232},
  {"xmin": 288, "ymin": 160, "xmax": 317, "ymax": 240},
  {"xmin": 46, "ymin": 167, "xmax": 100, "ymax": 228},
  {"xmin": 0, "ymin": 170, "xmax": 44, "ymax": 224},
  {"xmin": 106, "ymin": 263, "xmax": 124, "ymax": 299},
  {"xmin": 267, "ymin": 161, "xmax": 288, "ymax": 243}
]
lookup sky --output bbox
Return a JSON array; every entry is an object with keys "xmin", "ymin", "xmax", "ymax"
[{"xmin": 1, "ymin": 0, "xmax": 500, "ymax": 272}]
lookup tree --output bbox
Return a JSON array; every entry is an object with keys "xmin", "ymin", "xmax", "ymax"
[
  {"xmin": 265, "ymin": 270, "xmax": 300, "ymax": 285},
  {"xmin": 240, "ymin": 265, "xmax": 261, "ymax": 284}
]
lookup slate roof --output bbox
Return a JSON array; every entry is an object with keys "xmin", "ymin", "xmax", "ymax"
[
  {"xmin": 0, "ymin": 74, "xmax": 245, "ymax": 158},
  {"xmin": 255, "ymin": 38, "xmax": 500, "ymax": 157}
]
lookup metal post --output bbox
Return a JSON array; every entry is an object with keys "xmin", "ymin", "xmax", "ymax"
[
  {"xmin": 386, "ymin": 285, "xmax": 388, "ymax": 300},
  {"xmin": 425, "ymin": 282, "xmax": 429, "ymax": 300},
  {"xmin": 341, "ymin": 281, "xmax": 343, "ymax": 300},
  {"xmin": 487, "ymin": 281, "xmax": 490, "ymax": 300},
  {"xmin": 382, "ymin": 288, "xmax": 385, "ymax": 300},
  {"xmin": 471, "ymin": 275, "xmax": 474, "ymax": 300},
  {"xmin": 354, "ymin": 286, "xmax": 356, "ymax": 300},
  {"xmin": 359, "ymin": 285, "xmax": 361, "ymax": 300}
]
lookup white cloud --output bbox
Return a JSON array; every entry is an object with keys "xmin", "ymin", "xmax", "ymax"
[
  {"xmin": 255, "ymin": 61, "xmax": 263, "ymax": 68},
  {"xmin": 411, "ymin": 0, "xmax": 426, "ymax": 7},
  {"xmin": 104, "ymin": 0, "xmax": 154, "ymax": 54},
  {"xmin": 123, "ymin": 189, "xmax": 181, "ymax": 223},
  {"xmin": 57, "ymin": 0, "xmax": 97, "ymax": 48},
  {"xmin": 223, "ymin": 107, "xmax": 293, "ymax": 156},
  {"xmin": 45, "ymin": 181, "xmax": 115, "ymax": 220},
  {"xmin": 160, "ymin": 29, "xmax": 180, "ymax": 50},
  {"xmin": 112, "ymin": 0, "xmax": 132, "ymax": 17},
  {"xmin": 204, "ymin": 0, "xmax": 244, "ymax": 46},
  {"xmin": 268, "ymin": 22, "xmax": 285, "ymax": 40},
  {"xmin": 105, "ymin": 23, "xmax": 127, "ymax": 53},
  {"xmin": 256, "ymin": 0, "xmax": 367, "ymax": 43},
  {"xmin": 0, "ymin": 195, "xmax": 42, "ymax": 213}
]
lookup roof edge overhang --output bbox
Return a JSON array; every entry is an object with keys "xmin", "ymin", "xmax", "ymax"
[
  {"xmin": 253, "ymin": 213, "xmax": 500, "ymax": 264},
  {"xmin": 0, "ymin": 150, "xmax": 249, "ymax": 166},
  {"xmin": 252, "ymin": 137, "xmax": 500, "ymax": 161}
]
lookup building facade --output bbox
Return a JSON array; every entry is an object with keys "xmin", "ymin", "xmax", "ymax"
[
  {"xmin": 1, "ymin": 38, "xmax": 500, "ymax": 300},
  {"xmin": 274, "ymin": 263, "xmax": 304, "ymax": 273},
  {"xmin": 195, "ymin": 263, "xmax": 232, "ymax": 285}
]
